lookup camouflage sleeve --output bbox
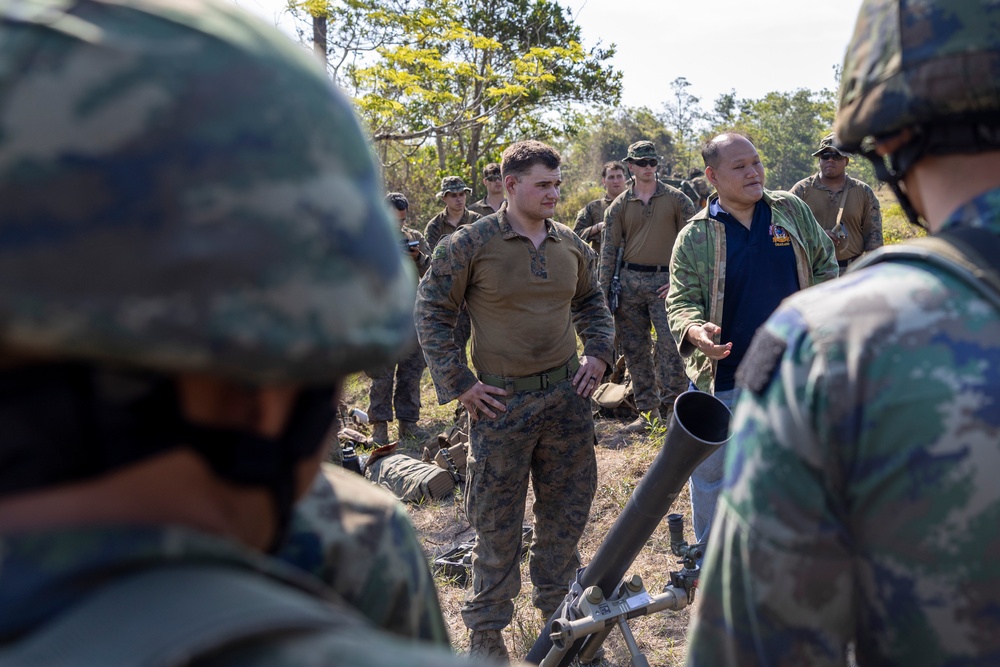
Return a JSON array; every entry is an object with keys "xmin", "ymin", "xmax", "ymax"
[
  {"xmin": 861, "ymin": 184, "xmax": 883, "ymax": 252},
  {"xmin": 687, "ymin": 307, "xmax": 854, "ymax": 667},
  {"xmin": 599, "ymin": 196, "xmax": 625, "ymax": 290},
  {"xmin": 568, "ymin": 235, "xmax": 615, "ymax": 366},
  {"xmin": 673, "ymin": 190, "xmax": 697, "ymax": 237},
  {"xmin": 666, "ymin": 224, "xmax": 711, "ymax": 357},
  {"xmin": 423, "ymin": 217, "xmax": 442, "ymax": 250},
  {"xmin": 281, "ymin": 465, "xmax": 451, "ymax": 645},
  {"xmin": 415, "ymin": 234, "xmax": 479, "ymax": 404},
  {"xmin": 413, "ymin": 229, "xmax": 431, "ymax": 278},
  {"xmin": 573, "ymin": 204, "xmax": 594, "ymax": 239}
]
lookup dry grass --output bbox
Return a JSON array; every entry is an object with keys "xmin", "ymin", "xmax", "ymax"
[{"xmin": 342, "ymin": 371, "xmax": 697, "ymax": 666}]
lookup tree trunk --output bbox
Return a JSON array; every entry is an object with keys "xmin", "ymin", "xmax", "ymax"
[{"xmin": 312, "ymin": 14, "xmax": 327, "ymax": 66}]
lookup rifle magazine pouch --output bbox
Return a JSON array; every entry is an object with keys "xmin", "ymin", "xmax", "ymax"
[{"xmin": 365, "ymin": 453, "xmax": 455, "ymax": 503}]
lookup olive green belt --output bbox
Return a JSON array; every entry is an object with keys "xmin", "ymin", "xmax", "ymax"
[{"xmin": 479, "ymin": 358, "xmax": 580, "ymax": 392}]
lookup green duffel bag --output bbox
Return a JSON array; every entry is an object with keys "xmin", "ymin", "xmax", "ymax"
[{"xmin": 365, "ymin": 453, "xmax": 455, "ymax": 503}]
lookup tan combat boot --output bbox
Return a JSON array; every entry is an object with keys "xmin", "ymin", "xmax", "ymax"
[
  {"xmin": 371, "ymin": 421, "xmax": 389, "ymax": 445},
  {"xmin": 468, "ymin": 629, "xmax": 509, "ymax": 664},
  {"xmin": 622, "ymin": 408, "xmax": 659, "ymax": 434},
  {"xmin": 398, "ymin": 420, "xmax": 428, "ymax": 441}
]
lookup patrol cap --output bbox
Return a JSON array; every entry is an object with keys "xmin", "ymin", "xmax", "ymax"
[
  {"xmin": 812, "ymin": 133, "xmax": 848, "ymax": 157},
  {"xmin": 0, "ymin": 0, "xmax": 416, "ymax": 385},
  {"xmin": 624, "ymin": 141, "xmax": 661, "ymax": 162},
  {"xmin": 437, "ymin": 176, "xmax": 473, "ymax": 199},
  {"xmin": 835, "ymin": 0, "xmax": 1000, "ymax": 154}
]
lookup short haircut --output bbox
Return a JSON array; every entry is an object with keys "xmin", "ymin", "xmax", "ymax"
[
  {"xmin": 702, "ymin": 131, "xmax": 752, "ymax": 169},
  {"xmin": 385, "ymin": 192, "xmax": 408, "ymax": 211},
  {"xmin": 601, "ymin": 161, "xmax": 626, "ymax": 179},
  {"xmin": 501, "ymin": 140, "xmax": 561, "ymax": 180},
  {"xmin": 483, "ymin": 162, "xmax": 501, "ymax": 178}
]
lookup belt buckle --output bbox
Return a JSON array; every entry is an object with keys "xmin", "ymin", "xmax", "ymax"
[{"xmin": 539, "ymin": 372, "xmax": 549, "ymax": 390}]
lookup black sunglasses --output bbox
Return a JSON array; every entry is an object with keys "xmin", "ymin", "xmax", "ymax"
[
  {"xmin": 819, "ymin": 153, "xmax": 846, "ymax": 161},
  {"xmin": 631, "ymin": 159, "xmax": 658, "ymax": 168}
]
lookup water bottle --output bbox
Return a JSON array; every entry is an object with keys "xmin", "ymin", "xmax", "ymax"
[
  {"xmin": 342, "ymin": 445, "xmax": 363, "ymax": 475},
  {"xmin": 348, "ymin": 407, "xmax": 369, "ymax": 424}
]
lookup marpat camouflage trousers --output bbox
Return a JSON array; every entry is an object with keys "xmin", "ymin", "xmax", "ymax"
[
  {"xmin": 615, "ymin": 269, "xmax": 687, "ymax": 412},
  {"xmin": 461, "ymin": 377, "xmax": 597, "ymax": 630},
  {"xmin": 366, "ymin": 342, "xmax": 425, "ymax": 423}
]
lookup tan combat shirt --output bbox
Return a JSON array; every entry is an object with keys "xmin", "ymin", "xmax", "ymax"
[
  {"xmin": 598, "ymin": 181, "xmax": 696, "ymax": 287},
  {"xmin": 424, "ymin": 209, "xmax": 482, "ymax": 249},
  {"xmin": 415, "ymin": 209, "xmax": 615, "ymax": 403},
  {"xmin": 401, "ymin": 226, "xmax": 431, "ymax": 279},
  {"xmin": 573, "ymin": 195, "xmax": 613, "ymax": 254},
  {"xmin": 468, "ymin": 198, "xmax": 502, "ymax": 217},
  {"xmin": 790, "ymin": 173, "xmax": 883, "ymax": 262}
]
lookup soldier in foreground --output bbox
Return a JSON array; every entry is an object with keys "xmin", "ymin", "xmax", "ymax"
[
  {"xmin": 573, "ymin": 160, "xmax": 628, "ymax": 254},
  {"xmin": 0, "ymin": 1, "xmax": 496, "ymax": 664},
  {"xmin": 416, "ymin": 140, "xmax": 615, "ymax": 663},
  {"xmin": 791, "ymin": 133, "xmax": 883, "ymax": 274},
  {"xmin": 687, "ymin": 1, "xmax": 1000, "ymax": 665},
  {"xmin": 601, "ymin": 141, "xmax": 696, "ymax": 433},
  {"xmin": 365, "ymin": 193, "xmax": 431, "ymax": 445}
]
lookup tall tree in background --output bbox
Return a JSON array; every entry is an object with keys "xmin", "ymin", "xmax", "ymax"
[
  {"xmin": 288, "ymin": 0, "xmax": 621, "ymax": 219},
  {"xmin": 660, "ymin": 77, "xmax": 703, "ymax": 175}
]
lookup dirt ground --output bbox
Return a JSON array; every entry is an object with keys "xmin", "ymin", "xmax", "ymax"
[{"xmin": 343, "ymin": 373, "xmax": 701, "ymax": 666}]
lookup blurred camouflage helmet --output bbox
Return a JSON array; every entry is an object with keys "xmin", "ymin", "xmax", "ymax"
[
  {"xmin": 835, "ymin": 0, "xmax": 1000, "ymax": 156},
  {"xmin": 624, "ymin": 141, "xmax": 661, "ymax": 162},
  {"xmin": 0, "ymin": 0, "xmax": 415, "ymax": 385},
  {"xmin": 436, "ymin": 176, "xmax": 472, "ymax": 199}
]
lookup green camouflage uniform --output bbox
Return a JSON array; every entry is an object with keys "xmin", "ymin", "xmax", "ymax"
[
  {"xmin": 689, "ymin": 1, "xmax": 1000, "ymax": 663},
  {"xmin": 366, "ymin": 226, "xmax": 431, "ymax": 423},
  {"xmin": 415, "ymin": 211, "xmax": 614, "ymax": 630},
  {"xmin": 282, "ymin": 464, "xmax": 448, "ymax": 642},
  {"xmin": 687, "ymin": 190, "xmax": 1000, "ymax": 667},
  {"xmin": 424, "ymin": 209, "xmax": 482, "ymax": 366},
  {"xmin": 572, "ymin": 195, "xmax": 613, "ymax": 254},
  {"xmin": 0, "ymin": 1, "xmax": 483, "ymax": 664},
  {"xmin": 0, "ymin": 525, "xmax": 475, "ymax": 667},
  {"xmin": 666, "ymin": 190, "xmax": 838, "ymax": 393},
  {"xmin": 600, "ymin": 181, "xmax": 696, "ymax": 413}
]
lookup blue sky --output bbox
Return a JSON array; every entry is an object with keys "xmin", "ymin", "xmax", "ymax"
[{"xmin": 239, "ymin": 0, "xmax": 866, "ymax": 111}]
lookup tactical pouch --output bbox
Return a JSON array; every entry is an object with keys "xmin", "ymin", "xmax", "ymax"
[
  {"xmin": 591, "ymin": 378, "xmax": 637, "ymax": 419},
  {"xmin": 365, "ymin": 453, "xmax": 455, "ymax": 503}
]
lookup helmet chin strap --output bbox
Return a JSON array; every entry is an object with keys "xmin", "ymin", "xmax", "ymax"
[
  {"xmin": 182, "ymin": 387, "xmax": 336, "ymax": 553},
  {"xmin": 860, "ymin": 147, "xmax": 928, "ymax": 231}
]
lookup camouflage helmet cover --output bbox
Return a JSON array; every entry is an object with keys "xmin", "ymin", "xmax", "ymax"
[
  {"xmin": 834, "ymin": 0, "xmax": 1000, "ymax": 153},
  {"xmin": 624, "ymin": 140, "xmax": 661, "ymax": 162},
  {"xmin": 0, "ymin": 0, "xmax": 416, "ymax": 385}
]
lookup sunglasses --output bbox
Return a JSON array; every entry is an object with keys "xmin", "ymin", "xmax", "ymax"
[
  {"xmin": 484, "ymin": 175, "xmax": 501, "ymax": 182},
  {"xmin": 819, "ymin": 153, "xmax": 846, "ymax": 161},
  {"xmin": 631, "ymin": 159, "xmax": 658, "ymax": 168}
]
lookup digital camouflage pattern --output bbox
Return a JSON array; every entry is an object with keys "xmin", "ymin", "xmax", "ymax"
[
  {"xmin": 424, "ymin": 209, "xmax": 483, "ymax": 250},
  {"xmin": 0, "ymin": 524, "xmax": 486, "ymax": 667},
  {"xmin": 462, "ymin": 377, "xmax": 597, "ymax": 630},
  {"xmin": 624, "ymin": 140, "xmax": 661, "ymax": 161},
  {"xmin": 416, "ymin": 208, "xmax": 612, "ymax": 633},
  {"xmin": 437, "ymin": 176, "xmax": 473, "ymax": 199},
  {"xmin": 281, "ymin": 465, "xmax": 448, "ymax": 643},
  {"xmin": 601, "ymin": 180, "xmax": 695, "ymax": 412},
  {"xmin": 615, "ymin": 269, "xmax": 687, "ymax": 412},
  {"xmin": 0, "ymin": 0, "xmax": 415, "ymax": 385},
  {"xmin": 835, "ymin": 0, "xmax": 1000, "ymax": 152},
  {"xmin": 790, "ymin": 173, "xmax": 883, "ymax": 262},
  {"xmin": 666, "ymin": 190, "xmax": 837, "ymax": 392},
  {"xmin": 687, "ymin": 187, "xmax": 1000, "ymax": 667}
]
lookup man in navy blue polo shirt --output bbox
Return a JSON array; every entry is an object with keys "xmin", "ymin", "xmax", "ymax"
[{"xmin": 666, "ymin": 132, "xmax": 837, "ymax": 546}]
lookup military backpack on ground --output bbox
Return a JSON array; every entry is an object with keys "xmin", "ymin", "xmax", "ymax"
[{"xmin": 365, "ymin": 453, "xmax": 455, "ymax": 503}]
